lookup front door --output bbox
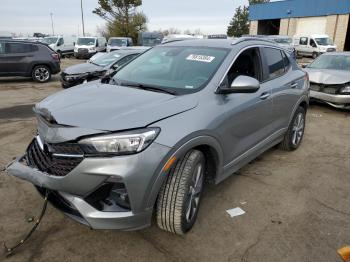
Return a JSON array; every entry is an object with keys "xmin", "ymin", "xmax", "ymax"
[{"xmin": 216, "ymin": 47, "xmax": 274, "ymax": 166}]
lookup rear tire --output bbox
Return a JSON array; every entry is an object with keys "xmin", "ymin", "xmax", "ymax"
[
  {"xmin": 279, "ymin": 106, "xmax": 306, "ymax": 151},
  {"xmin": 156, "ymin": 150, "xmax": 205, "ymax": 235},
  {"xmin": 32, "ymin": 65, "xmax": 51, "ymax": 83}
]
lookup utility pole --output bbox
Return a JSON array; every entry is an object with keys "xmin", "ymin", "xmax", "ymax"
[
  {"xmin": 50, "ymin": 12, "xmax": 55, "ymax": 35},
  {"xmin": 80, "ymin": 0, "xmax": 85, "ymax": 36}
]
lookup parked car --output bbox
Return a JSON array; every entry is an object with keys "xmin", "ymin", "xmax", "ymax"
[
  {"xmin": 304, "ymin": 52, "xmax": 350, "ymax": 109},
  {"xmin": 266, "ymin": 35, "xmax": 296, "ymax": 58},
  {"xmin": 138, "ymin": 32, "xmax": 163, "ymax": 46},
  {"xmin": 6, "ymin": 38, "xmax": 309, "ymax": 235},
  {"xmin": 0, "ymin": 39, "xmax": 60, "ymax": 82},
  {"xmin": 161, "ymin": 34, "xmax": 195, "ymax": 43},
  {"xmin": 107, "ymin": 37, "xmax": 133, "ymax": 52},
  {"xmin": 74, "ymin": 36, "xmax": 107, "ymax": 59},
  {"xmin": 61, "ymin": 49, "xmax": 146, "ymax": 88},
  {"xmin": 41, "ymin": 36, "xmax": 75, "ymax": 58},
  {"xmin": 243, "ymin": 35, "xmax": 296, "ymax": 58},
  {"xmin": 293, "ymin": 34, "xmax": 337, "ymax": 59}
]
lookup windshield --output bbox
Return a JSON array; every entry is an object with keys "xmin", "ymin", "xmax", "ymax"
[
  {"xmin": 77, "ymin": 37, "xmax": 96, "ymax": 46},
  {"xmin": 273, "ymin": 38, "xmax": 292, "ymax": 44},
  {"xmin": 108, "ymin": 38, "xmax": 127, "ymax": 47},
  {"xmin": 92, "ymin": 52, "xmax": 122, "ymax": 67},
  {"xmin": 315, "ymin": 38, "xmax": 333, "ymax": 46},
  {"xmin": 113, "ymin": 46, "xmax": 229, "ymax": 94},
  {"xmin": 41, "ymin": 37, "xmax": 58, "ymax": 45},
  {"xmin": 308, "ymin": 55, "xmax": 350, "ymax": 70}
]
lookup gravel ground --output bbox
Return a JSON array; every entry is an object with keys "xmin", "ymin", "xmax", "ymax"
[{"xmin": 0, "ymin": 58, "xmax": 349, "ymax": 262}]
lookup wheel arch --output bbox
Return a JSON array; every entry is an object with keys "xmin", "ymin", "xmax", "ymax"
[
  {"xmin": 29, "ymin": 63, "xmax": 53, "ymax": 75},
  {"xmin": 146, "ymin": 135, "xmax": 224, "ymax": 209}
]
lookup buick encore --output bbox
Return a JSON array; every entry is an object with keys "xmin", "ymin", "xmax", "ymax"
[{"xmin": 6, "ymin": 38, "xmax": 309, "ymax": 235}]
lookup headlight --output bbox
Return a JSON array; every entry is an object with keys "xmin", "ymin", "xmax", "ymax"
[
  {"xmin": 341, "ymin": 85, "xmax": 350, "ymax": 94},
  {"xmin": 79, "ymin": 128, "xmax": 160, "ymax": 155},
  {"xmin": 89, "ymin": 47, "xmax": 96, "ymax": 51},
  {"xmin": 74, "ymin": 47, "xmax": 78, "ymax": 52}
]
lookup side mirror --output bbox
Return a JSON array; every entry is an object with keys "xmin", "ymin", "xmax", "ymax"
[
  {"xmin": 217, "ymin": 75, "xmax": 260, "ymax": 94},
  {"xmin": 73, "ymin": 42, "xmax": 75, "ymax": 46}
]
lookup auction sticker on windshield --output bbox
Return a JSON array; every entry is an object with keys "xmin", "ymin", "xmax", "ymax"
[{"xmin": 186, "ymin": 54, "xmax": 215, "ymax": 63}]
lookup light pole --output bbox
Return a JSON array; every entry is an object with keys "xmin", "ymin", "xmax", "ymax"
[
  {"xmin": 80, "ymin": 0, "xmax": 85, "ymax": 36},
  {"xmin": 50, "ymin": 12, "xmax": 55, "ymax": 35}
]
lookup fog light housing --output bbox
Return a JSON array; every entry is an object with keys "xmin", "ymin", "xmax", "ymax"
[{"xmin": 84, "ymin": 182, "xmax": 131, "ymax": 212}]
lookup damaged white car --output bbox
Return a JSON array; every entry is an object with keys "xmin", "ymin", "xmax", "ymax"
[{"xmin": 304, "ymin": 52, "xmax": 350, "ymax": 109}]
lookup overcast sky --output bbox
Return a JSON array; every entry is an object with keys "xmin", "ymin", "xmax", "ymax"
[{"xmin": 0, "ymin": 0, "xmax": 248, "ymax": 37}]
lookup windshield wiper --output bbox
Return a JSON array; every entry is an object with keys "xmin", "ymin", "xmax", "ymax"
[{"xmin": 119, "ymin": 81, "xmax": 177, "ymax": 95}]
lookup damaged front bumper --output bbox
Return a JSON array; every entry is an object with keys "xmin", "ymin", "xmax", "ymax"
[
  {"xmin": 6, "ymin": 140, "xmax": 171, "ymax": 230},
  {"xmin": 310, "ymin": 90, "xmax": 350, "ymax": 109}
]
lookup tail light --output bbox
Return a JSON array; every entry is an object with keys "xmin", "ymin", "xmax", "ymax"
[{"xmin": 51, "ymin": 53, "xmax": 60, "ymax": 61}]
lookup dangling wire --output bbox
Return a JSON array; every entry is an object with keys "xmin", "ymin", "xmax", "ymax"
[{"xmin": 3, "ymin": 189, "xmax": 50, "ymax": 257}]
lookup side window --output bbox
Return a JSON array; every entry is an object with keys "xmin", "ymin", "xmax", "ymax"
[
  {"xmin": 96, "ymin": 39, "xmax": 99, "ymax": 47},
  {"xmin": 115, "ymin": 54, "xmax": 138, "ymax": 68},
  {"xmin": 0, "ymin": 42, "xmax": 5, "ymax": 54},
  {"xmin": 263, "ymin": 47, "xmax": 285, "ymax": 80},
  {"xmin": 7, "ymin": 43, "xmax": 32, "ymax": 53},
  {"xmin": 310, "ymin": 39, "xmax": 317, "ymax": 48},
  {"xmin": 282, "ymin": 51, "xmax": 291, "ymax": 71},
  {"xmin": 299, "ymin": 37, "xmax": 308, "ymax": 45},
  {"xmin": 58, "ymin": 38, "xmax": 64, "ymax": 46},
  {"xmin": 224, "ymin": 47, "xmax": 262, "ymax": 87}
]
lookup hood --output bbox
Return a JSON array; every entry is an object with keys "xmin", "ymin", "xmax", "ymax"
[
  {"xmin": 304, "ymin": 68, "xmax": 350, "ymax": 85},
  {"xmin": 63, "ymin": 63, "xmax": 104, "ymax": 75},
  {"xmin": 35, "ymin": 82, "xmax": 198, "ymax": 131}
]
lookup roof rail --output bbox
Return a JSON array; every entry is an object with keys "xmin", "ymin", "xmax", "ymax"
[{"xmin": 232, "ymin": 37, "xmax": 277, "ymax": 45}]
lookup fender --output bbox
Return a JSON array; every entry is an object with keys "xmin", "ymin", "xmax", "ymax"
[{"xmin": 145, "ymin": 134, "xmax": 224, "ymax": 209}]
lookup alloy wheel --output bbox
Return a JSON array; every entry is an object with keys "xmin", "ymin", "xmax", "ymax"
[
  {"xmin": 34, "ymin": 67, "xmax": 50, "ymax": 82},
  {"xmin": 185, "ymin": 163, "xmax": 204, "ymax": 223},
  {"xmin": 292, "ymin": 112, "xmax": 304, "ymax": 146}
]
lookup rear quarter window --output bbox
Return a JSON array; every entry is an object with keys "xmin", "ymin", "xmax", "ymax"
[
  {"xmin": 263, "ymin": 47, "xmax": 285, "ymax": 80},
  {"xmin": 282, "ymin": 51, "xmax": 291, "ymax": 71}
]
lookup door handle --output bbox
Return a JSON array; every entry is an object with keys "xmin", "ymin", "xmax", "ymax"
[
  {"xmin": 291, "ymin": 82, "xmax": 298, "ymax": 89},
  {"xmin": 260, "ymin": 92, "xmax": 270, "ymax": 100}
]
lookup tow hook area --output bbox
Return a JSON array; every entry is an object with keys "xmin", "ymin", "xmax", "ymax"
[{"xmin": 2, "ymin": 189, "xmax": 50, "ymax": 257}]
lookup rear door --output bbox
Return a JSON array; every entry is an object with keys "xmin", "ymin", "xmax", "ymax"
[
  {"xmin": 262, "ymin": 47, "xmax": 304, "ymax": 131},
  {"xmin": 2, "ymin": 42, "xmax": 34, "ymax": 75},
  {"xmin": 299, "ymin": 37, "xmax": 309, "ymax": 55}
]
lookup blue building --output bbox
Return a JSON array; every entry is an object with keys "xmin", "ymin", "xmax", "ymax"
[{"xmin": 248, "ymin": 0, "xmax": 350, "ymax": 51}]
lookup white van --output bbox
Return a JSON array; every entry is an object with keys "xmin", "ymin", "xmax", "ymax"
[
  {"xmin": 107, "ymin": 37, "xmax": 133, "ymax": 52},
  {"xmin": 293, "ymin": 34, "xmax": 337, "ymax": 59},
  {"xmin": 74, "ymin": 36, "xmax": 107, "ymax": 59},
  {"xmin": 41, "ymin": 36, "xmax": 75, "ymax": 57}
]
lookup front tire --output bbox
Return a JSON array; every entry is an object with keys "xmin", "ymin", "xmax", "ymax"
[
  {"xmin": 312, "ymin": 52, "xmax": 319, "ymax": 59},
  {"xmin": 280, "ymin": 106, "xmax": 306, "ymax": 151},
  {"xmin": 32, "ymin": 65, "xmax": 51, "ymax": 83},
  {"xmin": 156, "ymin": 150, "xmax": 205, "ymax": 235}
]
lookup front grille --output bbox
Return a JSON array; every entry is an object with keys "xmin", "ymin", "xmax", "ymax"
[
  {"xmin": 78, "ymin": 48, "xmax": 88, "ymax": 54},
  {"xmin": 26, "ymin": 138, "xmax": 83, "ymax": 177},
  {"xmin": 310, "ymin": 82, "xmax": 343, "ymax": 94}
]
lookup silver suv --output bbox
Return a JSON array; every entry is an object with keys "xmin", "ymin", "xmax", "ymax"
[{"xmin": 6, "ymin": 38, "xmax": 309, "ymax": 235}]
